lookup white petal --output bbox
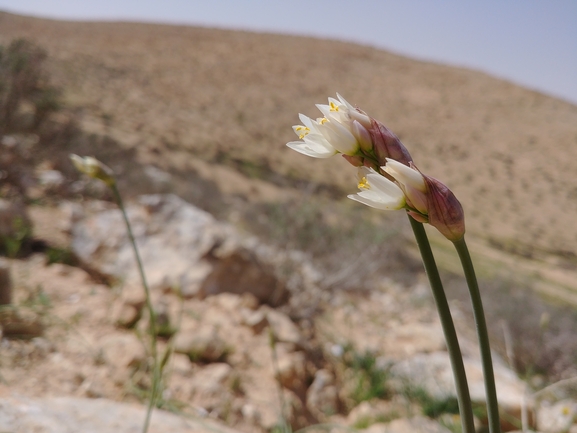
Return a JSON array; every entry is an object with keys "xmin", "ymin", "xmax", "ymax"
[
  {"xmin": 317, "ymin": 120, "xmax": 359, "ymax": 155},
  {"xmin": 286, "ymin": 140, "xmax": 337, "ymax": 158},
  {"xmin": 383, "ymin": 159, "xmax": 426, "ymax": 191},
  {"xmin": 348, "ymin": 109, "xmax": 372, "ymax": 128},
  {"xmin": 348, "ymin": 190, "xmax": 405, "ymax": 210},
  {"xmin": 315, "ymin": 104, "xmax": 332, "ymax": 119},
  {"xmin": 298, "ymin": 113, "xmax": 314, "ymax": 128},
  {"xmin": 366, "ymin": 172, "xmax": 405, "ymax": 198},
  {"xmin": 336, "ymin": 93, "xmax": 354, "ymax": 109}
]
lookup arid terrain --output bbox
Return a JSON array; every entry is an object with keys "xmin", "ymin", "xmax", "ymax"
[
  {"xmin": 1, "ymin": 11, "xmax": 576, "ymax": 300},
  {"xmin": 1, "ymin": 11, "xmax": 577, "ymax": 433}
]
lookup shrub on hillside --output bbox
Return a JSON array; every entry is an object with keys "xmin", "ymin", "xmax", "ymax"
[{"xmin": 0, "ymin": 38, "xmax": 61, "ymax": 133}]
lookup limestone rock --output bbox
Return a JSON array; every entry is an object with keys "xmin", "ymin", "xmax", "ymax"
[
  {"xmin": 98, "ymin": 333, "xmax": 146, "ymax": 384},
  {"xmin": 347, "ymin": 400, "xmax": 402, "ymax": 428},
  {"xmin": 71, "ymin": 194, "xmax": 290, "ymax": 304},
  {"xmin": 390, "ymin": 351, "xmax": 530, "ymax": 430},
  {"xmin": 276, "ymin": 349, "xmax": 308, "ymax": 392},
  {"xmin": 364, "ymin": 416, "xmax": 451, "ymax": 433},
  {"xmin": 265, "ymin": 308, "xmax": 303, "ymax": 347},
  {"xmin": 0, "ymin": 395, "xmax": 242, "ymax": 433},
  {"xmin": 71, "ymin": 194, "xmax": 224, "ymax": 294},
  {"xmin": 173, "ymin": 325, "xmax": 230, "ymax": 363},
  {"xmin": 304, "ymin": 369, "xmax": 339, "ymax": 420},
  {"xmin": 189, "ymin": 363, "xmax": 236, "ymax": 411},
  {"xmin": 241, "ymin": 308, "xmax": 269, "ymax": 334}
]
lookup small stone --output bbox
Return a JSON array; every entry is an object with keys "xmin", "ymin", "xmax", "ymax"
[
  {"xmin": 112, "ymin": 302, "xmax": 142, "ymax": 329},
  {"xmin": 173, "ymin": 326, "xmax": 230, "ymax": 363},
  {"xmin": 306, "ymin": 369, "xmax": 338, "ymax": 418},
  {"xmin": 189, "ymin": 363, "xmax": 235, "ymax": 412},
  {"xmin": 276, "ymin": 350, "xmax": 307, "ymax": 392},
  {"xmin": 98, "ymin": 333, "xmax": 146, "ymax": 372},
  {"xmin": 264, "ymin": 308, "xmax": 303, "ymax": 347},
  {"xmin": 168, "ymin": 353, "xmax": 193, "ymax": 376},
  {"xmin": 241, "ymin": 308, "xmax": 268, "ymax": 334}
]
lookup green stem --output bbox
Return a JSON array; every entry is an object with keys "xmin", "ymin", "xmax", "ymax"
[
  {"xmin": 111, "ymin": 184, "xmax": 159, "ymax": 433},
  {"xmin": 408, "ymin": 216, "xmax": 475, "ymax": 433},
  {"xmin": 268, "ymin": 327, "xmax": 291, "ymax": 433},
  {"xmin": 454, "ymin": 237, "xmax": 501, "ymax": 433}
]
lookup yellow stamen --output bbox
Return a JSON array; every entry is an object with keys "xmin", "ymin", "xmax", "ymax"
[
  {"xmin": 295, "ymin": 125, "xmax": 310, "ymax": 139},
  {"xmin": 358, "ymin": 176, "xmax": 370, "ymax": 190},
  {"xmin": 329, "ymin": 101, "xmax": 340, "ymax": 111},
  {"xmin": 318, "ymin": 117, "xmax": 328, "ymax": 124}
]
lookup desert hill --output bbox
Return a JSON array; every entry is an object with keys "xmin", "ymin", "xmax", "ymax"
[{"xmin": 1, "ymin": 11, "xmax": 577, "ymax": 298}]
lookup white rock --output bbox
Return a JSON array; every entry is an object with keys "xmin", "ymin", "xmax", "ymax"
[
  {"xmin": 0, "ymin": 395, "xmax": 242, "ymax": 433},
  {"xmin": 71, "ymin": 194, "xmax": 290, "ymax": 304},
  {"xmin": 306, "ymin": 369, "xmax": 338, "ymax": 418},
  {"xmin": 364, "ymin": 416, "xmax": 451, "ymax": 433},
  {"xmin": 264, "ymin": 308, "xmax": 303, "ymax": 346}
]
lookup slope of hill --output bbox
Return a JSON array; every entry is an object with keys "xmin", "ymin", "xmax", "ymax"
[{"xmin": 2, "ymin": 11, "xmax": 577, "ymax": 298}]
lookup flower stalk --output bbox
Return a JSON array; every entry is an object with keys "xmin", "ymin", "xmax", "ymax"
[
  {"xmin": 70, "ymin": 154, "xmax": 160, "ymax": 433},
  {"xmin": 454, "ymin": 237, "xmax": 501, "ymax": 433},
  {"xmin": 408, "ymin": 216, "xmax": 476, "ymax": 433},
  {"xmin": 110, "ymin": 184, "xmax": 160, "ymax": 433}
]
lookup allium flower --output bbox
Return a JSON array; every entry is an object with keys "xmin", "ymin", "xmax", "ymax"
[
  {"xmin": 287, "ymin": 94, "xmax": 412, "ymax": 166},
  {"xmin": 383, "ymin": 159, "xmax": 428, "ymax": 214},
  {"xmin": 70, "ymin": 154, "xmax": 115, "ymax": 186},
  {"xmin": 287, "ymin": 115, "xmax": 339, "ymax": 158},
  {"xmin": 383, "ymin": 158, "xmax": 465, "ymax": 241},
  {"xmin": 347, "ymin": 167, "xmax": 406, "ymax": 210}
]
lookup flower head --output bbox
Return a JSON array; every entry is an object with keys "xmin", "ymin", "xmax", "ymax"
[
  {"xmin": 287, "ymin": 94, "xmax": 412, "ymax": 166},
  {"xmin": 70, "ymin": 154, "xmax": 115, "ymax": 186},
  {"xmin": 347, "ymin": 167, "xmax": 406, "ymax": 211}
]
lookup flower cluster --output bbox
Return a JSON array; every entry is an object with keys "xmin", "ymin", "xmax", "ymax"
[
  {"xmin": 287, "ymin": 94, "xmax": 412, "ymax": 167},
  {"xmin": 287, "ymin": 95, "xmax": 465, "ymax": 241}
]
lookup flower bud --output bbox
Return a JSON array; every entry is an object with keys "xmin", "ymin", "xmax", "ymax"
[
  {"xmin": 368, "ymin": 119, "xmax": 412, "ymax": 166},
  {"xmin": 70, "ymin": 154, "xmax": 115, "ymax": 187},
  {"xmin": 422, "ymin": 175, "xmax": 465, "ymax": 242},
  {"xmin": 351, "ymin": 120, "xmax": 373, "ymax": 153},
  {"xmin": 383, "ymin": 158, "xmax": 465, "ymax": 241}
]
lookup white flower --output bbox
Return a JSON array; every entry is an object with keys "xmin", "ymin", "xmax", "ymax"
[
  {"xmin": 347, "ymin": 167, "xmax": 406, "ymax": 210},
  {"xmin": 287, "ymin": 94, "xmax": 372, "ymax": 157},
  {"xmin": 382, "ymin": 158, "xmax": 427, "ymax": 213},
  {"xmin": 286, "ymin": 114, "xmax": 338, "ymax": 158}
]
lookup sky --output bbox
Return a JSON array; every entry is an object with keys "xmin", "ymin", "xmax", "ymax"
[{"xmin": 1, "ymin": 1, "xmax": 576, "ymax": 105}]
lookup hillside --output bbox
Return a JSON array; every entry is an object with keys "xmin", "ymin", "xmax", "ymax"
[{"xmin": 1, "ymin": 11, "xmax": 577, "ymax": 298}]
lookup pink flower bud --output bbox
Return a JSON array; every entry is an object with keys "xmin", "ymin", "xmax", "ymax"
[
  {"xmin": 351, "ymin": 120, "xmax": 373, "ymax": 153},
  {"xmin": 368, "ymin": 119, "xmax": 412, "ymax": 166},
  {"xmin": 422, "ymin": 175, "xmax": 466, "ymax": 242},
  {"xmin": 383, "ymin": 159, "xmax": 465, "ymax": 241}
]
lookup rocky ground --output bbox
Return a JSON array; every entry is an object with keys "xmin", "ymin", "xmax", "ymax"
[{"xmin": 1, "ymin": 177, "xmax": 574, "ymax": 433}]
